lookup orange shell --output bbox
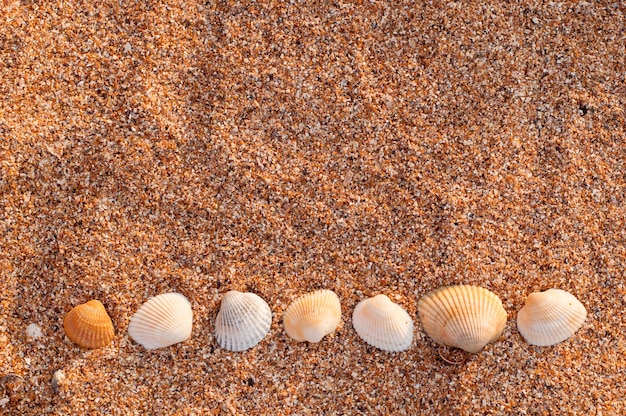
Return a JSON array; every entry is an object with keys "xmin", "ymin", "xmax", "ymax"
[{"xmin": 63, "ymin": 300, "xmax": 115, "ymax": 348}]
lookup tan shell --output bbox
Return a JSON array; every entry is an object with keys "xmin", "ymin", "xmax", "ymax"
[
  {"xmin": 417, "ymin": 285, "xmax": 507, "ymax": 353},
  {"xmin": 63, "ymin": 300, "xmax": 115, "ymax": 349},
  {"xmin": 352, "ymin": 294, "xmax": 413, "ymax": 352},
  {"xmin": 128, "ymin": 292, "xmax": 193, "ymax": 350},
  {"xmin": 215, "ymin": 291, "xmax": 272, "ymax": 352},
  {"xmin": 517, "ymin": 289, "xmax": 587, "ymax": 346},
  {"xmin": 283, "ymin": 289, "xmax": 342, "ymax": 343}
]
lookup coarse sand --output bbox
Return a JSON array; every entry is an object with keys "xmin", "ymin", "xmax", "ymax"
[{"xmin": 1, "ymin": 1, "xmax": 625, "ymax": 414}]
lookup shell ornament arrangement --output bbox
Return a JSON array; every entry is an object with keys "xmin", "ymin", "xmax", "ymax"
[{"xmin": 61, "ymin": 285, "xmax": 587, "ymax": 357}]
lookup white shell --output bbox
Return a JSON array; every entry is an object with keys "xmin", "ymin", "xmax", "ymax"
[
  {"xmin": 517, "ymin": 289, "xmax": 587, "ymax": 346},
  {"xmin": 215, "ymin": 291, "xmax": 272, "ymax": 351},
  {"xmin": 417, "ymin": 285, "xmax": 507, "ymax": 353},
  {"xmin": 128, "ymin": 292, "xmax": 193, "ymax": 350},
  {"xmin": 283, "ymin": 289, "xmax": 342, "ymax": 343},
  {"xmin": 352, "ymin": 294, "xmax": 413, "ymax": 352}
]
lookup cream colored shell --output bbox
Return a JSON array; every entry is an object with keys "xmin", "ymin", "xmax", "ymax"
[
  {"xmin": 517, "ymin": 288, "xmax": 587, "ymax": 346},
  {"xmin": 128, "ymin": 292, "xmax": 193, "ymax": 350},
  {"xmin": 215, "ymin": 291, "xmax": 272, "ymax": 351},
  {"xmin": 417, "ymin": 285, "xmax": 507, "ymax": 353},
  {"xmin": 63, "ymin": 300, "xmax": 115, "ymax": 349},
  {"xmin": 283, "ymin": 289, "xmax": 342, "ymax": 343},
  {"xmin": 352, "ymin": 294, "xmax": 413, "ymax": 352}
]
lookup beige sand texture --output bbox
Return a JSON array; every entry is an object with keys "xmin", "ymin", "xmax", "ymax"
[{"xmin": 1, "ymin": 1, "xmax": 625, "ymax": 414}]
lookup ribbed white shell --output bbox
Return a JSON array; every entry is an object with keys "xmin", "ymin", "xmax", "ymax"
[
  {"xmin": 215, "ymin": 291, "xmax": 272, "ymax": 352},
  {"xmin": 417, "ymin": 285, "xmax": 507, "ymax": 353},
  {"xmin": 352, "ymin": 294, "xmax": 413, "ymax": 352},
  {"xmin": 128, "ymin": 292, "xmax": 193, "ymax": 350},
  {"xmin": 283, "ymin": 290, "xmax": 342, "ymax": 343},
  {"xmin": 517, "ymin": 289, "xmax": 587, "ymax": 346}
]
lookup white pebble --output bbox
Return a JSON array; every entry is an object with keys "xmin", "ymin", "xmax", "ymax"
[
  {"xmin": 25, "ymin": 323, "xmax": 43, "ymax": 340},
  {"xmin": 51, "ymin": 370, "xmax": 65, "ymax": 390}
]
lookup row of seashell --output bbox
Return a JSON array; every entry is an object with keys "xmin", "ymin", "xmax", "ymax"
[{"xmin": 62, "ymin": 286, "xmax": 587, "ymax": 353}]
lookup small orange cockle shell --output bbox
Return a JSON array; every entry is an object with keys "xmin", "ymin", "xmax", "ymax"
[{"xmin": 63, "ymin": 300, "xmax": 115, "ymax": 348}]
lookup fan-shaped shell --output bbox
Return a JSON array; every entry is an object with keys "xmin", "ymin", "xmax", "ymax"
[
  {"xmin": 417, "ymin": 285, "xmax": 507, "ymax": 353},
  {"xmin": 215, "ymin": 291, "xmax": 272, "ymax": 351},
  {"xmin": 517, "ymin": 289, "xmax": 587, "ymax": 346},
  {"xmin": 63, "ymin": 300, "xmax": 115, "ymax": 349},
  {"xmin": 128, "ymin": 292, "xmax": 193, "ymax": 350},
  {"xmin": 352, "ymin": 294, "xmax": 413, "ymax": 352},
  {"xmin": 283, "ymin": 289, "xmax": 342, "ymax": 343}
]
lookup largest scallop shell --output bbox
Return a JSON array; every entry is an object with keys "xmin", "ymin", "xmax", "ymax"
[
  {"xmin": 516, "ymin": 288, "xmax": 587, "ymax": 346},
  {"xmin": 128, "ymin": 292, "xmax": 193, "ymax": 350},
  {"xmin": 283, "ymin": 289, "xmax": 342, "ymax": 343},
  {"xmin": 215, "ymin": 291, "xmax": 272, "ymax": 352},
  {"xmin": 417, "ymin": 285, "xmax": 507, "ymax": 353},
  {"xmin": 352, "ymin": 294, "xmax": 413, "ymax": 352},
  {"xmin": 63, "ymin": 300, "xmax": 115, "ymax": 349}
]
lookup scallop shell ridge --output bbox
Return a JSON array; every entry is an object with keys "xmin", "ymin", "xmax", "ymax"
[
  {"xmin": 63, "ymin": 300, "xmax": 115, "ymax": 349},
  {"xmin": 283, "ymin": 289, "xmax": 342, "ymax": 343},
  {"xmin": 215, "ymin": 291, "xmax": 272, "ymax": 351},
  {"xmin": 352, "ymin": 294, "xmax": 413, "ymax": 352},
  {"xmin": 417, "ymin": 285, "xmax": 507, "ymax": 353},
  {"xmin": 128, "ymin": 292, "xmax": 193, "ymax": 350},
  {"xmin": 516, "ymin": 288, "xmax": 587, "ymax": 346}
]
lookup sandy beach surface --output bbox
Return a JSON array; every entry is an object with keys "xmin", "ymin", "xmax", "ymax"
[{"xmin": 1, "ymin": 1, "xmax": 625, "ymax": 414}]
